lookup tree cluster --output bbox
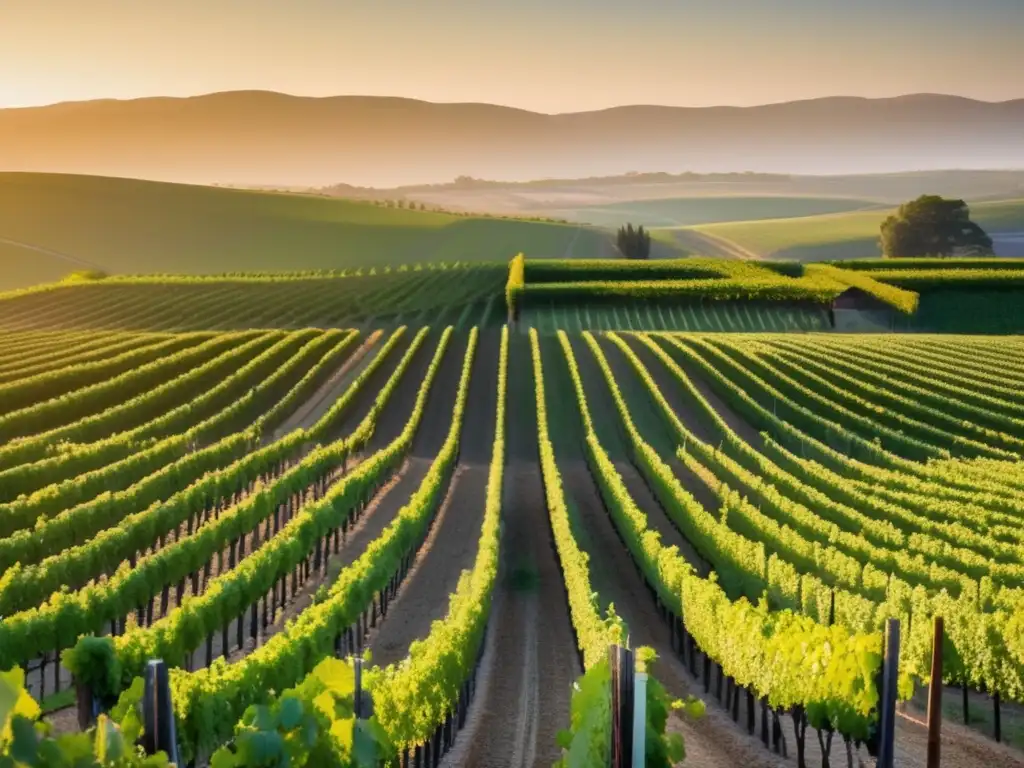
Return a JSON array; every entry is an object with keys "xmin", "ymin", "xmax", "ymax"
[
  {"xmin": 880, "ymin": 195, "xmax": 993, "ymax": 258},
  {"xmin": 616, "ymin": 223, "xmax": 651, "ymax": 260}
]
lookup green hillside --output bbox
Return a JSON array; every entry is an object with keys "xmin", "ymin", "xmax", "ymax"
[
  {"xmin": 679, "ymin": 198, "xmax": 1024, "ymax": 261},
  {"xmin": 548, "ymin": 195, "xmax": 880, "ymax": 228},
  {"xmin": 0, "ymin": 173, "xmax": 616, "ymax": 291},
  {"xmin": 0, "ymin": 240, "xmax": 76, "ymax": 289}
]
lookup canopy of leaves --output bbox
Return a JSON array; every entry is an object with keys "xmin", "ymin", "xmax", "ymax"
[{"xmin": 880, "ymin": 195, "xmax": 993, "ymax": 258}]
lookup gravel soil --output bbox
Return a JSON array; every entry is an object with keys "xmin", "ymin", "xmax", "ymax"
[
  {"xmin": 449, "ymin": 464, "xmax": 582, "ymax": 768},
  {"xmin": 366, "ymin": 330, "xmax": 498, "ymax": 668}
]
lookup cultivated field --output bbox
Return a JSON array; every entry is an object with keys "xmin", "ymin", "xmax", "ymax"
[{"xmin": 1, "ymin": 261, "xmax": 1024, "ymax": 768}]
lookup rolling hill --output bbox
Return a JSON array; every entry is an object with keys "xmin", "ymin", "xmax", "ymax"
[
  {"xmin": 666, "ymin": 198, "xmax": 1024, "ymax": 260},
  {"xmin": 0, "ymin": 173, "xmax": 616, "ymax": 291},
  {"xmin": 1, "ymin": 91, "xmax": 1022, "ymax": 187}
]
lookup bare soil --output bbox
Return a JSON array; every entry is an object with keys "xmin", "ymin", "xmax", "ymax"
[
  {"xmin": 368, "ymin": 333, "xmax": 436, "ymax": 453},
  {"xmin": 505, "ymin": 334, "xmax": 538, "ymax": 463},
  {"xmin": 894, "ymin": 687, "xmax": 1024, "ymax": 768},
  {"xmin": 366, "ymin": 328, "xmax": 497, "ymax": 672},
  {"xmin": 323, "ymin": 331, "xmax": 413, "ymax": 443},
  {"xmin": 408, "ymin": 331, "xmax": 466, "ymax": 457},
  {"xmin": 271, "ymin": 330, "xmax": 381, "ymax": 439},
  {"xmin": 452, "ymin": 464, "xmax": 581, "ymax": 768},
  {"xmin": 450, "ymin": 334, "xmax": 580, "ymax": 767},
  {"xmin": 616, "ymin": 335, "xmax": 719, "ymax": 446},
  {"xmin": 460, "ymin": 328, "xmax": 501, "ymax": 465},
  {"xmin": 364, "ymin": 465, "xmax": 487, "ymax": 667}
]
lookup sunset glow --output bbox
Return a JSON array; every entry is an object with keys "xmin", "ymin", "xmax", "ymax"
[{"xmin": 2, "ymin": 0, "xmax": 1022, "ymax": 111}]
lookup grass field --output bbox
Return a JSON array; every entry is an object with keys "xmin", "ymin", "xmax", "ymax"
[
  {"xmin": 547, "ymin": 195, "xmax": 881, "ymax": 229},
  {"xmin": 0, "ymin": 173, "xmax": 617, "ymax": 291},
  {"xmin": 676, "ymin": 198, "xmax": 1024, "ymax": 261}
]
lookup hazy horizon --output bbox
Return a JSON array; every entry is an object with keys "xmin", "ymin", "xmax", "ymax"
[
  {"xmin": 9, "ymin": 88, "xmax": 1024, "ymax": 115},
  {"xmin": 3, "ymin": 1, "xmax": 1022, "ymax": 112}
]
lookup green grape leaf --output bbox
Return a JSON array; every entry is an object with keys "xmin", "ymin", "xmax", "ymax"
[
  {"xmin": 672, "ymin": 696, "xmax": 706, "ymax": 720},
  {"xmin": 353, "ymin": 720, "xmax": 385, "ymax": 767},
  {"xmin": 210, "ymin": 746, "xmax": 239, "ymax": 768},
  {"xmin": 0, "ymin": 667, "xmax": 40, "ymax": 733},
  {"xmin": 237, "ymin": 729, "xmax": 284, "ymax": 766},
  {"xmin": 313, "ymin": 657, "xmax": 355, "ymax": 698},
  {"xmin": 8, "ymin": 716, "xmax": 40, "ymax": 764},
  {"xmin": 249, "ymin": 704, "xmax": 278, "ymax": 733},
  {"xmin": 664, "ymin": 732, "xmax": 685, "ymax": 763},
  {"xmin": 278, "ymin": 695, "xmax": 303, "ymax": 732}
]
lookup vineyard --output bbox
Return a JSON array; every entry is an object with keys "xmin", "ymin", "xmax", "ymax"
[{"xmin": 1, "ymin": 258, "xmax": 1024, "ymax": 768}]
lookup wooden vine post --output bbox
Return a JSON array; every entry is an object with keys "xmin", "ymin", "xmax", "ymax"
[
  {"xmin": 610, "ymin": 645, "xmax": 636, "ymax": 768},
  {"xmin": 927, "ymin": 616, "xmax": 943, "ymax": 768},
  {"xmin": 142, "ymin": 659, "xmax": 181, "ymax": 766},
  {"xmin": 354, "ymin": 656, "xmax": 364, "ymax": 718},
  {"xmin": 876, "ymin": 619, "xmax": 901, "ymax": 768}
]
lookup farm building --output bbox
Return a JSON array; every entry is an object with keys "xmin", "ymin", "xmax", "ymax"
[{"xmin": 830, "ymin": 287, "xmax": 897, "ymax": 331}]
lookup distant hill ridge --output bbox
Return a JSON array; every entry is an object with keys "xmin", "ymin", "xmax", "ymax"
[{"xmin": 1, "ymin": 91, "xmax": 1022, "ymax": 187}]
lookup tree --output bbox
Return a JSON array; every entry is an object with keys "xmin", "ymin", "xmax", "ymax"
[
  {"xmin": 880, "ymin": 195, "xmax": 993, "ymax": 258},
  {"xmin": 617, "ymin": 223, "xmax": 651, "ymax": 259}
]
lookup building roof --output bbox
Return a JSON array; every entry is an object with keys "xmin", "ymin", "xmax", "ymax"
[{"xmin": 831, "ymin": 287, "xmax": 892, "ymax": 311}]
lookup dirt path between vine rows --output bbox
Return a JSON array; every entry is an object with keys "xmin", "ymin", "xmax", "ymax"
[
  {"xmin": 633, "ymin": 333, "xmax": 765, "ymax": 450},
  {"xmin": 218, "ymin": 457, "xmax": 432, "ymax": 666},
  {"xmin": 575, "ymin": 334, "xmax": 714, "ymax": 576},
  {"xmin": 205, "ymin": 332, "xmax": 450, "ymax": 665},
  {"xmin": 444, "ymin": 463, "xmax": 582, "ymax": 768},
  {"xmin": 168, "ymin": 334, "xmax": 437, "ymax": 667},
  {"xmin": 362, "ymin": 464, "xmax": 484, "ymax": 666},
  {"xmin": 364, "ymin": 333, "xmax": 497, "ymax": 669},
  {"xmin": 446, "ymin": 336, "xmax": 580, "ymax": 767},
  {"xmin": 271, "ymin": 330, "xmax": 382, "ymax": 439}
]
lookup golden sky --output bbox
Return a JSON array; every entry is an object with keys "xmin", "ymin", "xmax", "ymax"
[{"xmin": 2, "ymin": 0, "xmax": 1022, "ymax": 111}]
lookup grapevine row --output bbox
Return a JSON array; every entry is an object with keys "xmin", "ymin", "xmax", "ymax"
[
  {"xmin": 0, "ymin": 330, "xmax": 363, "ymax": 542},
  {"xmin": 0, "ymin": 331, "xmax": 360, "ymax": 574},
  {"xmin": 367, "ymin": 325, "xmax": 507, "ymax": 751},
  {"xmin": 616, "ymin": 332, "xmax": 1024, "ymax": 702},
  {"xmin": 167, "ymin": 326, "xmax": 475, "ymax": 762},
  {"xmin": 0, "ymin": 328, "xmax": 418, "ymax": 674},
  {"xmin": 560, "ymin": 329, "xmax": 883, "ymax": 746},
  {"xmin": 0, "ymin": 331, "xmax": 220, "ymax": 417},
  {"xmin": 0, "ymin": 330, "xmax": 296, "ymax": 472}
]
